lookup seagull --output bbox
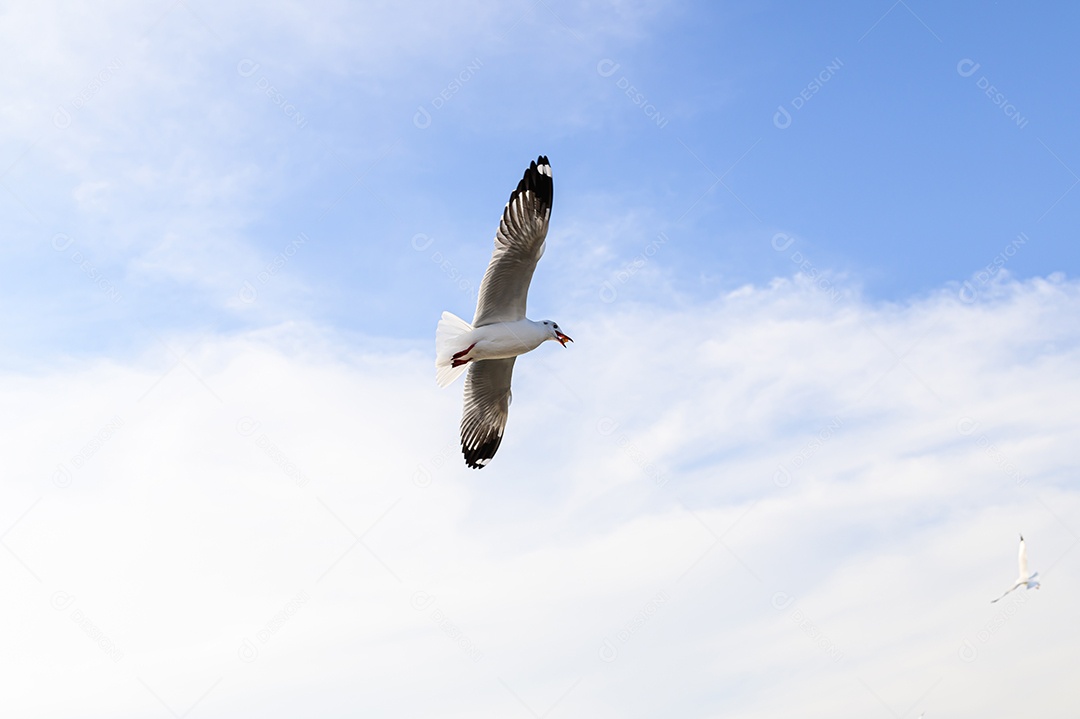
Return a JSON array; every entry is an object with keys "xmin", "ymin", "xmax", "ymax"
[
  {"xmin": 435, "ymin": 155, "xmax": 572, "ymax": 468},
  {"xmin": 990, "ymin": 534, "xmax": 1040, "ymax": 603}
]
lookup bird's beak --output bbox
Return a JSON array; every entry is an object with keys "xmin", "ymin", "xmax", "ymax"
[{"xmin": 555, "ymin": 331, "xmax": 573, "ymax": 347}]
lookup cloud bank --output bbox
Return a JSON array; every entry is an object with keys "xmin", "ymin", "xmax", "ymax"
[{"xmin": 3, "ymin": 272, "xmax": 1078, "ymax": 717}]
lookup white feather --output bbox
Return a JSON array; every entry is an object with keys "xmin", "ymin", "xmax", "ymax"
[{"xmin": 435, "ymin": 311, "xmax": 473, "ymax": 387}]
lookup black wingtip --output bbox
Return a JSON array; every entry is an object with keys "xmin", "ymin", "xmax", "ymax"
[
  {"xmin": 510, "ymin": 155, "xmax": 553, "ymax": 211},
  {"xmin": 462, "ymin": 435, "xmax": 502, "ymax": 469}
]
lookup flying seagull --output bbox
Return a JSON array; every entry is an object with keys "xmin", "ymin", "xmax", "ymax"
[
  {"xmin": 435, "ymin": 155, "xmax": 572, "ymax": 468},
  {"xmin": 990, "ymin": 534, "xmax": 1040, "ymax": 603}
]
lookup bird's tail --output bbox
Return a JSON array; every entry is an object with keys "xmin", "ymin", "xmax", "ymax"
[{"xmin": 435, "ymin": 311, "xmax": 473, "ymax": 387}]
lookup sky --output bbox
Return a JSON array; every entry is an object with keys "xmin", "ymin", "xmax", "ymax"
[{"xmin": 2, "ymin": 1, "xmax": 1079, "ymax": 717}]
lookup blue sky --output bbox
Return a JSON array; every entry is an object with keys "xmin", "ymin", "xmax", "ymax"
[
  {"xmin": 3, "ymin": 2, "xmax": 1079, "ymax": 717},
  {"xmin": 4, "ymin": 1, "xmax": 1078, "ymax": 359}
]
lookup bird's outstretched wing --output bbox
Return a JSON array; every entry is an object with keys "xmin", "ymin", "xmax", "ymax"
[
  {"xmin": 990, "ymin": 580, "xmax": 1023, "ymax": 604},
  {"xmin": 472, "ymin": 156, "xmax": 553, "ymax": 327},
  {"xmin": 460, "ymin": 358, "xmax": 516, "ymax": 468}
]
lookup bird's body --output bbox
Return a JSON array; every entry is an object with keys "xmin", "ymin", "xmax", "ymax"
[
  {"xmin": 435, "ymin": 156, "xmax": 571, "ymax": 468},
  {"xmin": 990, "ymin": 534, "xmax": 1040, "ymax": 603},
  {"xmin": 442, "ymin": 318, "xmax": 555, "ymax": 368}
]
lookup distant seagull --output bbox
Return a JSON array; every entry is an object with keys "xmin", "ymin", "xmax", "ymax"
[
  {"xmin": 990, "ymin": 534, "xmax": 1040, "ymax": 603},
  {"xmin": 435, "ymin": 155, "xmax": 572, "ymax": 468}
]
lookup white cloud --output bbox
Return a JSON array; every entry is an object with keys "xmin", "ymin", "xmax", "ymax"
[{"xmin": 2, "ymin": 273, "xmax": 1078, "ymax": 717}]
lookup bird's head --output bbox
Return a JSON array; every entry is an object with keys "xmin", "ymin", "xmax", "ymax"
[{"xmin": 541, "ymin": 320, "xmax": 573, "ymax": 347}]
